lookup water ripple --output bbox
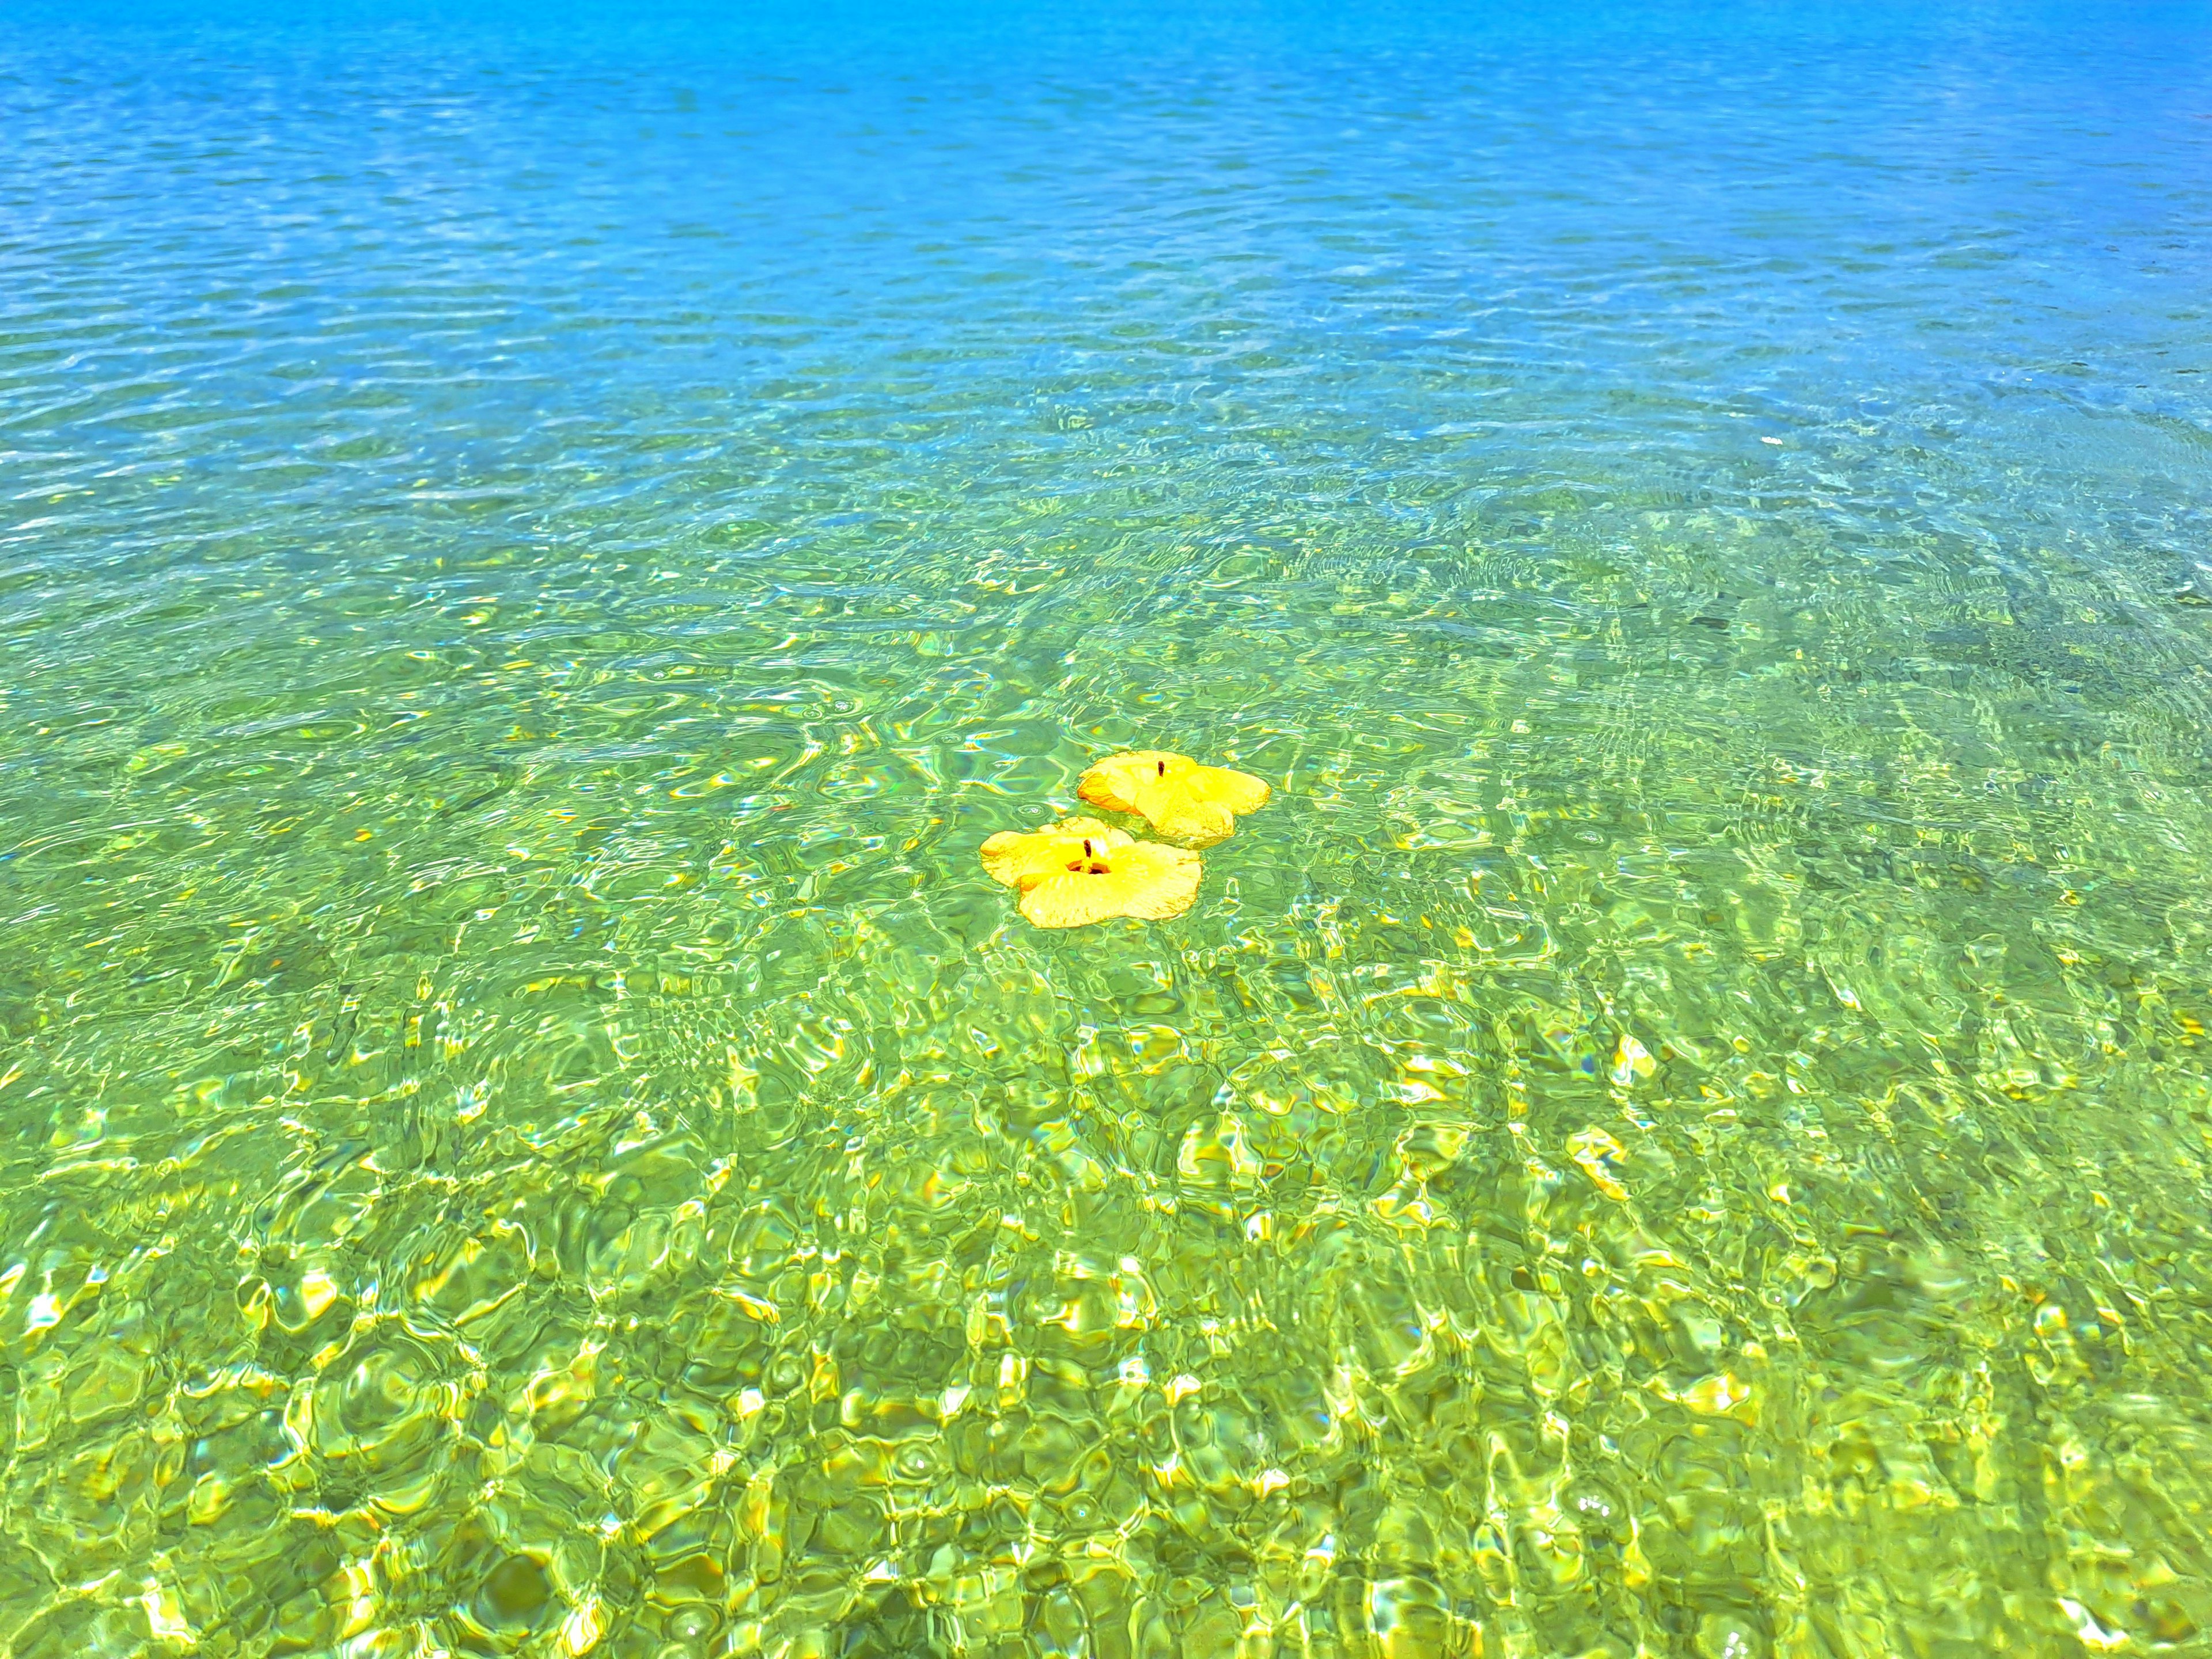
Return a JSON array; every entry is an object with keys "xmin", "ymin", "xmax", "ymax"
[{"xmin": 3, "ymin": 0, "xmax": 2212, "ymax": 1653}]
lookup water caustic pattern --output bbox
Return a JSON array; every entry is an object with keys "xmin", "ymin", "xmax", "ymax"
[{"xmin": 5, "ymin": 0, "xmax": 2212, "ymax": 1654}]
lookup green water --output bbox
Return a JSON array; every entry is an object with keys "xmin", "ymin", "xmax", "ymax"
[{"xmin": 7, "ymin": 1, "xmax": 2212, "ymax": 1654}]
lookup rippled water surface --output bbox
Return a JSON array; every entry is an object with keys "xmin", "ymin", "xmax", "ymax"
[{"xmin": 6, "ymin": 1, "xmax": 2212, "ymax": 1653}]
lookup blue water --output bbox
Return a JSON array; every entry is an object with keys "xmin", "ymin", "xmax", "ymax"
[{"xmin": 5, "ymin": 3, "xmax": 2212, "ymax": 1655}]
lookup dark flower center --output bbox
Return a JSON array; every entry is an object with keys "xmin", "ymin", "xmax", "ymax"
[{"xmin": 1066, "ymin": 836, "xmax": 1111, "ymax": 876}]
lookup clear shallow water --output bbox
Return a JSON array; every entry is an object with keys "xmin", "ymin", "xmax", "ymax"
[{"xmin": 5, "ymin": 1, "xmax": 2212, "ymax": 1653}]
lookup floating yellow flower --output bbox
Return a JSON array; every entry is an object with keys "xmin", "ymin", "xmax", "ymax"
[
  {"xmin": 980, "ymin": 816, "xmax": 1201, "ymax": 929},
  {"xmin": 1076, "ymin": 751, "xmax": 1271, "ymax": 848}
]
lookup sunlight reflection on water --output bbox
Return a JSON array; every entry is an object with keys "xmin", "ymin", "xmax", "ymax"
[{"xmin": 3, "ymin": 1, "xmax": 2212, "ymax": 1653}]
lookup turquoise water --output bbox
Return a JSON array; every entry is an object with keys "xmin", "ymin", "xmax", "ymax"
[{"xmin": 5, "ymin": 2, "xmax": 2212, "ymax": 1654}]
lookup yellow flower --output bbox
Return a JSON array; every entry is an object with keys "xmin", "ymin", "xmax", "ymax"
[
  {"xmin": 980, "ymin": 816, "xmax": 1202, "ymax": 929},
  {"xmin": 1076, "ymin": 751, "xmax": 1271, "ymax": 848}
]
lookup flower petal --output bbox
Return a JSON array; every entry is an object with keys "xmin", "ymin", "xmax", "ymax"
[
  {"xmin": 1077, "ymin": 751, "xmax": 1180, "ymax": 817},
  {"xmin": 1104, "ymin": 841, "xmax": 1202, "ymax": 919},
  {"xmin": 980, "ymin": 817, "xmax": 1124, "ymax": 888},
  {"xmin": 1077, "ymin": 751, "xmax": 1271, "ymax": 847},
  {"xmin": 1020, "ymin": 872, "xmax": 1135, "ymax": 929},
  {"xmin": 995, "ymin": 830, "xmax": 1203, "ymax": 928}
]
